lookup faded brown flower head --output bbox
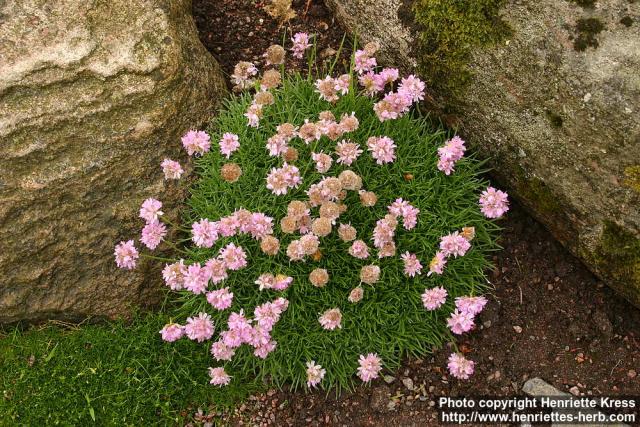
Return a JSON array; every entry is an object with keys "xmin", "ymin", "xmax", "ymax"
[
  {"xmin": 318, "ymin": 110, "xmax": 336, "ymax": 122},
  {"xmin": 403, "ymin": 173, "xmax": 414, "ymax": 181},
  {"xmin": 339, "ymin": 113, "xmax": 359, "ymax": 133},
  {"xmin": 277, "ymin": 123, "xmax": 297, "ymax": 139},
  {"xmin": 264, "ymin": 44, "xmax": 286, "ymax": 65},
  {"xmin": 338, "ymin": 170, "xmax": 362, "ymax": 191},
  {"xmin": 378, "ymin": 241, "xmax": 396, "ymax": 258},
  {"xmin": 287, "ymin": 200, "xmax": 309, "ymax": 220},
  {"xmin": 383, "ymin": 214, "xmax": 398, "ymax": 229},
  {"xmin": 319, "ymin": 201, "xmax": 341, "ymax": 221},
  {"xmin": 311, "ymin": 250, "xmax": 322, "ymax": 262},
  {"xmin": 338, "ymin": 190, "xmax": 348, "ymax": 201},
  {"xmin": 261, "ymin": 69, "xmax": 282, "ymax": 90},
  {"xmin": 221, "ymin": 163, "xmax": 242, "ymax": 183},
  {"xmin": 309, "ymin": 268, "xmax": 329, "ymax": 287},
  {"xmin": 360, "ymin": 264, "xmax": 381, "ymax": 284},
  {"xmin": 323, "ymin": 121, "xmax": 343, "ymax": 141},
  {"xmin": 359, "ymin": 190, "xmax": 378, "ymax": 207},
  {"xmin": 461, "ymin": 226, "xmax": 476, "ymax": 241},
  {"xmin": 235, "ymin": 209, "xmax": 252, "ymax": 225},
  {"xmin": 323, "ymin": 177, "xmax": 343, "ymax": 195},
  {"xmin": 364, "ymin": 41, "xmax": 380, "ymax": 56},
  {"xmin": 311, "ymin": 217, "xmax": 332, "ymax": 237},
  {"xmin": 260, "ymin": 235, "xmax": 280, "ymax": 256},
  {"xmin": 348, "ymin": 287, "xmax": 364, "ymax": 303},
  {"xmin": 254, "ymin": 90, "xmax": 275, "ymax": 106},
  {"xmin": 300, "ymin": 234, "xmax": 320, "ymax": 255},
  {"xmin": 299, "ymin": 122, "xmax": 320, "ymax": 142},
  {"xmin": 280, "ymin": 215, "xmax": 298, "ymax": 234},
  {"xmin": 283, "ymin": 146, "xmax": 299, "ymax": 162},
  {"xmin": 338, "ymin": 223, "xmax": 357, "ymax": 242}
]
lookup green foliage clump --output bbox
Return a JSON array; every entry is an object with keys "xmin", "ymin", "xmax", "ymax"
[
  {"xmin": 175, "ymin": 69, "xmax": 501, "ymax": 391},
  {"xmin": 412, "ymin": 0, "xmax": 510, "ymax": 103},
  {"xmin": 0, "ymin": 315, "xmax": 259, "ymax": 425}
]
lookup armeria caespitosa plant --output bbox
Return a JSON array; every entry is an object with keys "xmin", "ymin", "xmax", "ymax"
[{"xmin": 114, "ymin": 34, "xmax": 510, "ymax": 391}]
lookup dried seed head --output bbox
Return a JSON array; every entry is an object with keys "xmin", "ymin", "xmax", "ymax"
[
  {"xmin": 360, "ymin": 264, "xmax": 381, "ymax": 284},
  {"xmin": 283, "ymin": 146, "xmax": 299, "ymax": 162},
  {"xmin": 287, "ymin": 200, "xmax": 309, "ymax": 220},
  {"xmin": 319, "ymin": 201, "xmax": 341, "ymax": 221},
  {"xmin": 338, "ymin": 170, "xmax": 362, "ymax": 191},
  {"xmin": 338, "ymin": 223, "xmax": 357, "ymax": 242},
  {"xmin": 286, "ymin": 240, "xmax": 305, "ymax": 261},
  {"xmin": 254, "ymin": 90, "xmax": 275, "ymax": 106},
  {"xmin": 261, "ymin": 69, "xmax": 282, "ymax": 89},
  {"xmin": 311, "ymin": 250, "xmax": 322, "ymax": 262},
  {"xmin": 221, "ymin": 163, "xmax": 242, "ymax": 183},
  {"xmin": 318, "ymin": 110, "xmax": 336, "ymax": 122},
  {"xmin": 277, "ymin": 123, "xmax": 297, "ymax": 139},
  {"xmin": 384, "ymin": 214, "xmax": 398, "ymax": 228},
  {"xmin": 378, "ymin": 241, "xmax": 396, "ymax": 258},
  {"xmin": 280, "ymin": 215, "xmax": 298, "ymax": 234},
  {"xmin": 299, "ymin": 122, "xmax": 320, "ymax": 142},
  {"xmin": 260, "ymin": 235, "xmax": 280, "ymax": 256},
  {"xmin": 359, "ymin": 190, "xmax": 378, "ymax": 207},
  {"xmin": 403, "ymin": 173, "xmax": 414, "ymax": 181},
  {"xmin": 309, "ymin": 268, "xmax": 329, "ymax": 287},
  {"xmin": 311, "ymin": 217, "xmax": 332, "ymax": 237},
  {"xmin": 323, "ymin": 177, "xmax": 342, "ymax": 195},
  {"xmin": 264, "ymin": 44, "xmax": 286, "ymax": 65},
  {"xmin": 339, "ymin": 113, "xmax": 359, "ymax": 133},
  {"xmin": 300, "ymin": 233, "xmax": 320, "ymax": 255},
  {"xmin": 461, "ymin": 226, "xmax": 476, "ymax": 241},
  {"xmin": 348, "ymin": 286, "xmax": 364, "ymax": 303}
]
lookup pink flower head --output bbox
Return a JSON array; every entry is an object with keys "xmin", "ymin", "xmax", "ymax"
[
  {"xmin": 210, "ymin": 340, "xmax": 235, "ymax": 361},
  {"xmin": 255, "ymin": 273, "xmax": 276, "ymax": 291},
  {"xmin": 437, "ymin": 135, "xmax": 466, "ymax": 175},
  {"xmin": 447, "ymin": 309, "xmax": 475, "ymax": 335},
  {"xmin": 427, "ymin": 251, "xmax": 447, "ymax": 276},
  {"xmin": 220, "ymin": 329, "xmax": 244, "ymax": 349},
  {"xmin": 401, "ymin": 252, "xmax": 422, "ymax": 277},
  {"xmin": 160, "ymin": 323, "xmax": 184, "ymax": 342},
  {"xmin": 114, "ymin": 240, "xmax": 139, "ymax": 270},
  {"xmin": 354, "ymin": 50, "xmax": 376, "ymax": 74},
  {"xmin": 318, "ymin": 308, "xmax": 342, "ymax": 330},
  {"xmin": 253, "ymin": 340, "xmax": 277, "ymax": 359},
  {"xmin": 388, "ymin": 198, "xmax": 419, "ymax": 230},
  {"xmin": 437, "ymin": 158, "xmax": 455, "ymax": 175},
  {"xmin": 291, "ymin": 32, "xmax": 311, "ymax": 59},
  {"xmin": 439, "ymin": 232, "xmax": 471, "ymax": 258},
  {"xmin": 273, "ymin": 297, "xmax": 290, "ymax": 313},
  {"xmin": 266, "ymin": 134, "xmax": 288, "ymax": 157},
  {"xmin": 208, "ymin": 367, "xmax": 231, "ymax": 386},
  {"xmin": 312, "ymin": 152, "xmax": 333, "ymax": 173},
  {"xmin": 140, "ymin": 220, "xmax": 167, "ymax": 250},
  {"xmin": 247, "ymin": 212, "xmax": 273, "ymax": 239},
  {"xmin": 219, "ymin": 133, "xmax": 240, "ymax": 158},
  {"xmin": 191, "ymin": 218, "xmax": 219, "ymax": 248},
  {"xmin": 184, "ymin": 312, "xmax": 214, "ymax": 342},
  {"xmin": 181, "ymin": 130, "xmax": 211, "ymax": 156},
  {"xmin": 357, "ymin": 353, "xmax": 382, "ymax": 382},
  {"xmin": 204, "ymin": 258, "xmax": 228, "ymax": 284},
  {"xmin": 349, "ymin": 240, "xmax": 370, "ymax": 259},
  {"xmin": 479, "ymin": 186, "xmax": 510, "ymax": 219},
  {"xmin": 367, "ymin": 136, "xmax": 396, "ymax": 165},
  {"xmin": 162, "ymin": 260, "xmax": 187, "ymax": 290},
  {"xmin": 306, "ymin": 361, "xmax": 326, "ymax": 388},
  {"xmin": 379, "ymin": 68, "xmax": 400, "ymax": 84},
  {"xmin": 219, "ymin": 243, "xmax": 247, "ymax": 270},
  {"xmin": 455, "ymin": 296, "xmax": 488, "ymax": 316},
  {"xmin": 161, "ymin": 159, "xmax": 184, "ymax": 180},
  {"xmin": 421, "ymin": 286, "xmax": 448, "ymax": 310},
  {"xmin": 274, "ymin": 275, "xmax": 293, "ymax": 291},
  {"xmin": 217, "ymin": 215, "xmax": 239, "ymax": 237},
  {"xmin": 398, "ymin": 75, "xmax": 426, "ymax": 103},
  {"xmin": 206, "ymin": 287, "xmax": 234, "ymax": 310},
  {"xmin": 139, "ymin": 198, "xmax": 163, "ymax": 222},
  {"xmin": 266, "ymin": 164, "xmax": 301, "ymax": 195},
  {"xmin": 359, "ymin": 71, "xmax": 382, "ymax": 95},
  {"xmin": 447, "ymin": 353, "xmax": 475, "ymax": 380},
  {"xmin": 183, "ymin": 263, "xmax": 208, "ymax": 295},
  {"xmin": 245, "ymin": 102, "xmax": 263, "ymax": 128},
  {"xmin": 254, "ymin": 300, "xmax": 286, "ymax": 331},
  {"xmin": 315, "ymin": 76, "xmax": 339, "ymax": 102},
  {"xmin": 227, "ymin": 311, "xmax": 253, "ymax": 337},
  {"xmin": 372, "ymin": 217, "xmax": 396, "ymax": 250},
  {"xmin": 335, "ymin": 140, "xmax": 363, "ymax": 166},
  {"xmin": 335, "ymin": 74, "xmax": 351, "ymax": 95}
]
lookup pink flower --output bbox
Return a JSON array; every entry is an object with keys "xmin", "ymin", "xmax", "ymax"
[
  {"xmin": 318, "ymin": 308, "xmax": 342, "ymax": 330},
  {"xmin": 379, "ymin": 68, "xmax": 400, "ymax": 84},
  {"xmin": 140, "ymin": 220, "xmax": 167, "ymax": 250},
  {"xmin": 184, "ymin": 312, "xmax": 214, "ymax": 342},
  {"xmin": 208, "ymin": 367, "xmax": 231, "ymax": 386},
  {"xmin": 162, "ymin": 260, "xmax": 187, "ymax": 290},
  {"xmin": 217, "ymin": 215, "xmax": 238, "ymax": 237},
  {"xmin": 312, "ymin": 152, "xmax": 333, "ymax": 173},
  {"xmin": 479, "ymin": 186, "xmax": 509, "ymax": 219},
  {"xmin": 455, "ymin": 296, "xmax": 488, "ymax": 316},
  {"xmin": 447, "ymin": 353, "xmax": 475, "ymax": 380},
  {"xmin": 357, "ymin": 353, "xmax": 382, "ymax": 382},
  {"xmin": 219, "ymin": 133, "xmax": 240, "ymax": 158},
  {"xmin": 306, "ymin": 361, "xmax": 326, "ymax": 388},
  {"xmin": 228, "ymin": 311, "xmax": 252, "ymax": 333},
  {"xmin": 204, "ymin": 258, "xmax": 228, "ymax": 284},
  {"xmin": 254, "ymin": 300, "xmax": 286, "ymax": 330},
  {"xmin": 335, "ymin": 140, "xmax": 363, "ymax": 165},
  {"xmin": 437, "ymin": 158, "xmax": 455, "ymax": 175},
  {"xmin": 274, "ymin": 275, "xmax": 293, "ymax": 291},
  {"xmin": 354, "ymin": 50, "xmax": 376, "ymax": 74},
  {"xmin": 335, "ymin": 74, "xmax": 350, "ymax": 95},
  {"xmin": 191, "ymin": 219, "xmax": 219, "ymax": 248},
  {"xmin": 253, "ymin": 340, "xmax": 277, "ymax": 359},
  {"xmin": 358, "ymin": 71, "xmax": 382, "ymax": 95},
  {"xmin": 219, "ymin": 243, "xmax": 247, "ymax": 270},
  {"xmin": 266, "ymin": 134, "xmax": 288, "ymax": 157},
  {"xmin": 114, "ymin": 240, "xmax": 139, "ymax": 270},
  {"xmin": 447, "ymin": 309, "xmax": 475, "ymax": 335},
  {"xmin": 245, "ymin": 102, "xmax": 263, "ymax": 128},
  {"xmin": 398, "ymin": 75, "xmax": 426, "ymax": 102},
  {"xmin": 348, "ymin": 240, "xmax": 370, "ymax": 259},
  {"xmin": 139, "ymin": 198, "xmax": 163, "ymax": 222},
  {"xmin": 160, "ymin": 159, "xmax": 184, "ymax": 180},
  {"xmin": 401, "ymin": 252, "xmax": 422, "ymax": 277},
  {"xmin": 160, "ymin": 323, "xmax": 183, "ymax": 342},
  {"xmin": 183, "ymin": 263, "xmax": 208, "ymax": 295},
  {"xmin": 266, "ymin": 164, "xmax": 301, "ymax": 195},
  {"xmin": 207, "ymin": 287, "xmax": 234, "ymax": 310},
  {"xmin": 231, "ymin": 61, "xmax": 258, "ymax": 89},
  {"xmin": 437, "ymin": 136, "xmax": 466, "ymax": 175},
  {"xmin": 210, "ymin": 341, "xmax": 235, "ymax": 361},
  {"xmin": 439, "ymin": 232, "xmax": 471, "ymax": 258},
  {"xmin": 421, "ymin": 287, "xmax": 448, "ymax": 310},
  {"xmin": 367, "ymin": 136, "xmax": 396, "ymax": 164},
  {"xmin": 427, "ymin": 252, "xmax": 447, "ymax": 276},
  {"xmin": 181, "ymin": 130, "xmax": 211, "ymax": 156},
  {"xmin": 291, "ymin": 32, "xmax": 311, "ymax": 59},
  {"xmin": 372, "ymin": 217, "xmax": 396, "ymax": 250},
  {"xmin": 247, "ymin": 212, "xmax": 273, "ymax": 239},
  {"xmin": 315, "ymin": 76, "xmax": 339, "ymax": 102},
  {"xmin": 388, "ymin": 199, "xmax": 419, "ymax": 230}
]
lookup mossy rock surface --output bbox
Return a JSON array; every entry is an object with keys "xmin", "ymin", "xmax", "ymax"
[
  {"xmin": 325, "ymin": 0, "xmax": 640, "ymax": 306},
  {"xmin": 0, "ymin": 0, "xmax": 227, "ymax": 323}
]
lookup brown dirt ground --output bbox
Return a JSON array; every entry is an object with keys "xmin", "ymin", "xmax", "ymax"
[{"xmin": 191, "ymin": 1, "xmax": 640, "ymax": 425}]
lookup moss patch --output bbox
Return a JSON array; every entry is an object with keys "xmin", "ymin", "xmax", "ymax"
[
  {"xmin": 411, "ymin": 0, "xmax": 511, "ymax": 104},
  {"xmin": 573, "ymin": 18, "xmax": 605, "ymax": 51},
  {"xmin": 623, "ymin": 165, "xmax": 640, "ymax": 193},
  {"xmin": 595, "ymin": 222, "xmax": 640, "ymax": 297}
]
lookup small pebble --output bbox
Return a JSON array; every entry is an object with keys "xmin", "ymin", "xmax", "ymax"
[{"xmin": 513, "ymin": 325, "xmax": 523, "ymax": 333}]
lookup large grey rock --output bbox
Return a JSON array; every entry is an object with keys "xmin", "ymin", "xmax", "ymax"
[
  {"xmin": 325, "ymin": 0, "xmax": 640, "ymax": 307},
  {"xmin": 0, "ymin": 0, "xmax": 227, "ymax": 323}
]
